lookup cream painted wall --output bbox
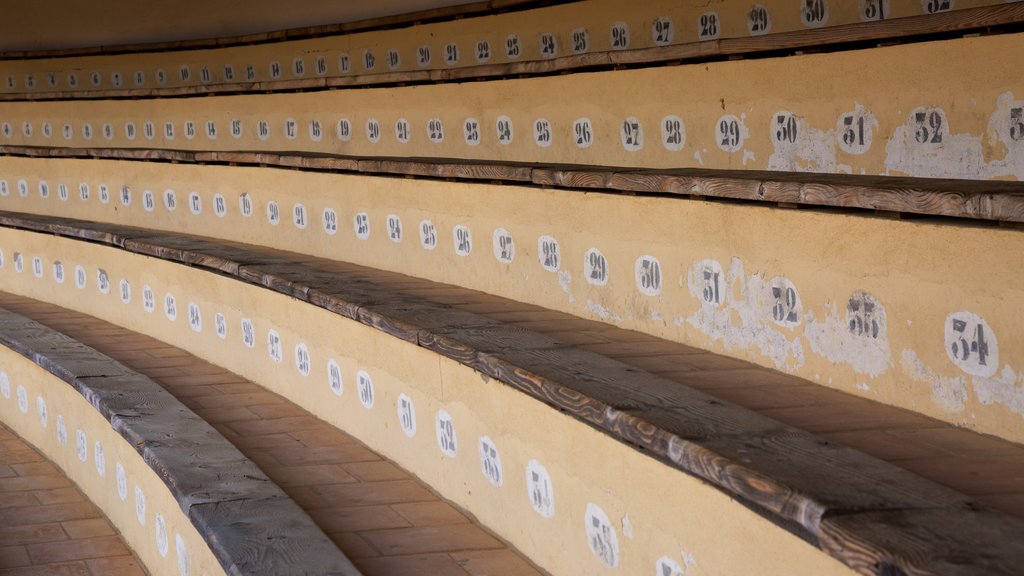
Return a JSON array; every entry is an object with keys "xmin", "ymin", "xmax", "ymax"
[
  {"xmin": 0, "ymin": 226, "xmax": 858, "ymax": 576},
  {"xmin": 2, "ymin": 156, "xmax": 1022, "ymax": 444}
]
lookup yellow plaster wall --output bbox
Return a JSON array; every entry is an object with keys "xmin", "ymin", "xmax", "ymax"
[
  {"xmin": 1, "ymin": 156, "xmax": 1021, "ymax": 444},
  {"xmin": 2, "ymin": 32, "xmax": 1022, "ymax": 181},
  {"xmin": 0, "ymin": 226, "xmax": 857, "ymax": 576},
  {"xmin": 0, "ymin": 344, "xmax": 224, "ymax": 576},
  {"xmin": 0, "ymin": 0, "xmax": 1007, "ymax": 94}
]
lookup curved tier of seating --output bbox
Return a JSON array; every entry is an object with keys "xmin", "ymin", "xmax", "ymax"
[
  {"xmin": 0, "ymin": 30, "xmax": 1022, "ymax": 181},
  {"xmin": 0, "ymin": 214, "xmax": 1020, "ymax": 574},
  {"xmin": 0, "ymin": 300, "xmax": 361, "ymax": 574},
  {"xmin": 2, "ymin": 2, "xmax": 1019, "ymax": 99},
  {"xmin": 0, "ymin": 157, "xmax": 1021, "ymax": 446}
]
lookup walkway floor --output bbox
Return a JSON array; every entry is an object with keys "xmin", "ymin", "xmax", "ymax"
[
  {"xmin": 0, "ymin": 422, "xmax": 146, "ymax": 576},
  {"xmin": 0, "ymin": 293, "xmax": 543, "ymax": 576}
]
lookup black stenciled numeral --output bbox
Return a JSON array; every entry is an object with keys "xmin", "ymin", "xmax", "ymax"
[
  {"xmin": 1009, "ymin": 108, "xmax": 1024, "ymax": 142},
  {"xmin": 914, "ymin": 110, "xmax": 943, "ymax": 144},
  {"xmin": 588, "ymin": 251, "xmax": 606, "ymax": 281},
  {"xmin": 506, "ymin": 36, "xmax": 521, "ymax": 58},
  {"xmin": 863, "ymin": 0, "xmax": 886, "ymax": 20},
  {"xmin": 950, "ymin": 318, "xmax": 989, "ymax": 366},
  {"xmin": 720, "ymin": 118, "xmax": 740, "ymax": 148},
  {"xmin": 803, "ymin": 0, "xmax": 827, "ymax": 25},
  {"xmin": 848, "ymin": 295, "xmax": 880, "ymax": 339},
  {"xmin": 540, "ymin": 34, "xmax": 556, "ymax": 56},
  {"xmin": 611, "ymin": 24, "xmax": 628, "ymax": 49},
  {"xmin": 536, "ymin": 120, "xmax": 551, "ymax": 143},
  {"xmin": 842, "ymin": 114, "xmax": 866, "ymax": 147},
  {"xmin": 771, "ymin": 286, "xmax": 798, "ymax": 323},
  {"xmin": 572, "ymin": 29, "xmax": 588, "ymax": 53},
  {"xmin": 575, "ymin": 120, "xmax": 591, "ymax": 145},
  {"xmin": 664, "ymin": 118, "xmax": 682, "ymax": 145},
  {"xmin": 653, "ymin": 18, "xmax": 672, "ymax": 44},
  {"xmin": 924, "ymin": 0, "xmax": 951, "ymax": 14},
  {"xmin": 622, "ymin": 120, "xmax": 640, "ymax": 147},
  {"xmin": 775, "ymin": 113, "xmax": 797, "ymax": 143},
  {"xmin": 703, "ymin": 269, "xmax": 720, "ymax": 304},
  {"xmin": 748, "ymin": 6, "xmax": 769, "ymax": 33}
]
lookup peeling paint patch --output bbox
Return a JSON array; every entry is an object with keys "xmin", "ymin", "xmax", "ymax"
[
  {"xmin": 973, "ymin": 365, "xmax": 1024, "ymax": 417},
  {"xmin": 885, "ymin": 106, "xmax": 985, "ymax": 179},
  {"xmin": 885, "ymin": 92, "xmax": 1024, "ymax": 179},
  {"xmin": 558, "ymin": 270, "xmax": 574, "ymax": 303},
  {"xmin": 585, "ymin": 299, "xmax": 621, "ymax": 323},
  {"xmin": 685, "ymin": 257, "xmax": 804, "ymax": 370},
  {"xmin": 805, "ymin": 291, "xmax": 891, "ymax": 377},
  {"xmin": 984, "ymin": 91, "xmax": 1024, "ymax": 179},
  {"xmin": 901, "ymin": 349, "xmax": 967, "ymax": 412},
  {"xmin": 768, "ymin": 111, "xmax": 836, "ymax": 173}
]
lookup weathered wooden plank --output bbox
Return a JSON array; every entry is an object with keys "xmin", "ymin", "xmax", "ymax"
[{"xmin": 818, "ymin": 508, "xmax": 1024, "ymax": 576}]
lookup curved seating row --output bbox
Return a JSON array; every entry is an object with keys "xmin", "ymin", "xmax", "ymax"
[
  {"xmin": 0, "ymin": 29, "xmax": 1021, "ymax": 183},
  {"xmin": 0, "ymin": 211, "xmax": 1020, "ymax": 574},
  {"xmin": 0, "ymin": 156, "xmax": 1021, "ymax": 445},
  {"xmin": 0, "ymin": 291, "xmax": 543, "ymax": 576},
  {"xmin": 1, "ymin": 2, "xmax": 1020, "ymax": 99},
  {"xmin": 0, "ymin": 301, "xmax": 361, "ymax": 574}
]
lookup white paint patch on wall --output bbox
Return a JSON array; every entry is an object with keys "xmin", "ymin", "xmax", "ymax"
[
  {"xmin": 984, "ymin": 91, "xmax": 1024, "ymax": 180},
  {"xmin": 973, "ymin": 365, "xmax": 1024, "ymax": 418},
  {"xmin": 885, "ymin": 94, "xmax": 1024, "ymax": 180},
  {"xmin": 683, "ymin": 257, "xmax": 804, "ymax": 371},
  {"xmin": 767, "ymin": 111, "xmax": 837, "ymax": 173},
  {"xmin": 885, "ymin": 106, "xmax": 984, "ymax": 179},
  {"xmin": 900, "ymin": 348, "xmax": 967, "ymax": 412},
  {"xmin": 805, "ymin": 291, "xmax": 891, "ymax": 378}
]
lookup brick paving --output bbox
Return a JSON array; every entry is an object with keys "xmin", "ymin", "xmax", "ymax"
[
  {"xmin": 0, "ymin": 422, "xmax": 146, "ymax": 575},
  {"xmin": 0, "ymin": 294, "xmax": 543, "ymax": 576}
]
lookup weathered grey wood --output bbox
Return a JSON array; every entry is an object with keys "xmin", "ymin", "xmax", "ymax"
[
  {"xmin": 818, "ymin": 508, "xmax": 1024, "ymax": 576},
  {"xmin": 0, "ymin": 306, "xmax": 362, "ymax": 576}
]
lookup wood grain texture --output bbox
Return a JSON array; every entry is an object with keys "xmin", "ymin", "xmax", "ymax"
[
  {"xmin": 4, "ymin": 211, "xmax": 1024, "ymax": 574},
  {"xmin": 818, "ymin": 508, "xmax": 1024, "ymax": 576},
  {"xmin": 0, "ymin": 305, "xmax": 362, "ymax": 576}
]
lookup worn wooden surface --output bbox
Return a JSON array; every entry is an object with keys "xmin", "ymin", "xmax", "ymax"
[
  {"xmin": 4, "ymin": 211, "xmax": 1024, "ymax": 575},
  {"xmin": 0, "ymin": 306, "xmax": 362, "ymax": 576},
  {"xmin": 2, "ymin": 145, "xmax": 1022, "ymax": 222}
]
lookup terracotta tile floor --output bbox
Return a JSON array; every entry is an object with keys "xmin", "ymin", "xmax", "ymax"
[
  {"xmin": 0, "ymin": 294, "xmax": 543, "ymax": 576},
  {"xmin": 0, "ymin": 422, "xmax": 146, "ymax": 575}
]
